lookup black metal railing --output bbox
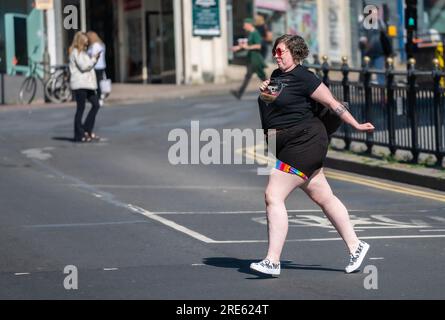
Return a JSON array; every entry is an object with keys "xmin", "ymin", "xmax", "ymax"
[{"xmin": 305, "ymin": 55, "xmax": 445, "ymax": 167}]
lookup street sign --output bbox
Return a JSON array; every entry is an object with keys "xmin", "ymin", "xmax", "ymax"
[
  {"xmin": 193, "ymin": 0, "xmax": 221, "ymax": 37},
  {"xmin": 34, "ymin": 0, "xmax": 53, "ymax": 10}
]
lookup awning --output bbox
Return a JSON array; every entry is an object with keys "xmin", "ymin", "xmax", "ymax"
[{"xmin": 255, "ymin": 0, "xmax": 288, "ymax": 12}]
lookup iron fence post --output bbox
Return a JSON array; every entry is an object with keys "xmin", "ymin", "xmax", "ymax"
[
  {"xmin": 363, "ymin": 56, "xmax": 373, "ymax": 154},
  {"xmin": 407, "ymin": 58, "xmax": 419, "ymax": 163},
  {"xmin": 433, "ymin": 59, "xmax": 444, "ymax": 165},
  {"xmin": 341, "ymin": 56, "xmax": 351, "ymax": 150},
  {"xmin": 321, "ymin": 55, "xmax": 330, "ymax": 87},
  {"xmin": 386, "ymin": 57, "xmax": 396, "ymax": 156}
]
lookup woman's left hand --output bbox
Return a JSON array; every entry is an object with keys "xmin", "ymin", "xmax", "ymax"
[{"xmin": 355, "ymin": 123, "xmax": 375, "ymax": 132}]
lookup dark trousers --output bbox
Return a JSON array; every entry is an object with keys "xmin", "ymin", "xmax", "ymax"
[
  {"xmin": 237, "ymin": 64, "xmax": 267, "ymax": 98},
  {"xmin": 74, "ymin": 89, "xmax": 100, "ymax": 141},
  {"xmin": 95, "ymin": 69, "xmax": 106, "ymax": 99}
]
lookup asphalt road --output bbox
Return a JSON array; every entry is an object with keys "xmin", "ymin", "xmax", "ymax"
[{"xmin": 1, "ymin": 93, "xmax": 444, "ymax": 300}]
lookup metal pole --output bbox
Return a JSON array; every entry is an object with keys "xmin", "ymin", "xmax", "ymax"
[
  {"xmin": 321, "ymin": 55, "xmax": 330, "ymax": 88},
  {"xmin": 141, "ymin": 0, "xmax": 148, "ymax": 84},
  {"xmin": 433, "ymin": 59, "xmax": 444, "ymax": 166},
  {"xmin": 407, "ymin": 58, "xmax": 419, "ymax": 163},
  {"xmin": 386, "ymin": 57, "xmax": 396, "ymax": 156},
  {"xmin": 341, "ymin": 56, "xmax": 351, "ymax": 150},
  {"xmin": 80, "ymin": 0, "xmax": 87, "ymax": 32},
  {"xmin": 0, "ymin": 71, "xmax": 4, "ymax": 105},
  {"xmin": 43, "ymin": 9, "xmax": 50, "ymax": 101},
  {"xmin": 363, "ymin": 56, "xmax": 373, "ymax": 154}
]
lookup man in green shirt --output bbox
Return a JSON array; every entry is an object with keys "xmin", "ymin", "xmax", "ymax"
[{"xmin": 231, "ymin": 18, "xmax": 267, "ymax": 100}]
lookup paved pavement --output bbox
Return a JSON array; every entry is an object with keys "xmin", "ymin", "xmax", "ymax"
[{"xmin": 0, "ymin": 93, "xmax": 444, "ymax": 300}]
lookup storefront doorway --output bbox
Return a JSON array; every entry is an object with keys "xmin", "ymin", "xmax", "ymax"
[{"xmin": 145, "ymin": 0, "xmax": 175, "ymax": 83}]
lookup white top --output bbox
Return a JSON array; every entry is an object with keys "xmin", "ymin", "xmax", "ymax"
[
  {"xmin": 88, "ymin": 42, "xmax": 106, "ymax": 70},
  {"xmin": 69, "ymin": 48, "xmax": 98, "ymax": 90}
]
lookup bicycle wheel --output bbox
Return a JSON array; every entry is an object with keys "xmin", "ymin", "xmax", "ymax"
[
  {"xmin": 44, "ymin": 77, "xmax": 56, "ymax": 102},
  {"xmin": 48, "ymin": 72, "xmax": 71, "ymax": 103},
  {"xmin": 19, "ymin": 77, "xmax": 37, "ymax": 104}
]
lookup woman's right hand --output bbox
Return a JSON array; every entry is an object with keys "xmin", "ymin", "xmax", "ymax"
[
  {"xmin": 259, "ymin": 79, "xmax": 270, "ymax": 92},
  {"xmin": 355, "ymin": 122, "xmax": 375, "ymax": 133}
]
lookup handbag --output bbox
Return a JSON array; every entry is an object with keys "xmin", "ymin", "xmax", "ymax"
[
  {"xmin": 99, "ymin": 72, "xmax": 112, "ymax": 95},
  {"xmin": 312, "ymin": 101, "xmax": 350, "ymax": 136}
]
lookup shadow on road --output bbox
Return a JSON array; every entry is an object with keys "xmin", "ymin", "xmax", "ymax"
[
  {"xmin": 203, "ymin": 257, "xmax": 344, "ymax": 280},
  {"xmin": 52, "ymin": 136, "xmax": 76, "ymax": 143}
]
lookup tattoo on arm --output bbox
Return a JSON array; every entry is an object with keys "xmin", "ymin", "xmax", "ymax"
[{"xmin": 334, "ymin": 104, "xmax": 347, "ymax": 116}]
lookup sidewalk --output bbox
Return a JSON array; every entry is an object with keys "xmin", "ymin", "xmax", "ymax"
[{"xmin": 1, "ymin": 68, "xmax": 444, "ymax": 191}]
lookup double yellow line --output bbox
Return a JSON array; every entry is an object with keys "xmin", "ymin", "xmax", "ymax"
[
  {"xmin": 325, "ymin": 171, "xmax": 445, "ymax": 203},
  {"xmin": 241, "ymin": 145, "xmax": 445, "ymax": 203}
]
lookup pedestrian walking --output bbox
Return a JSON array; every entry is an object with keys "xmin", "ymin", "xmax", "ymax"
[
  {"xmin": 231, "ymin": 18, "xmax": 267, "ymax": 100},
  {"xmin": 86, "ymin": 31, "xmax": 108, "ymax": 106},
  {"xmin": 69, "ymin": 31, "xmax": 102, "ymax": 142},
  {"xmin": 252, "ymin": 34, "xmax": 375, "ymax": 276},
  {"xmin": 359, "ymin": 16, "xmax": 393, "ymax": 85},
  {"xmin": 255, "ymin": 14, "xmax": 273, "ymax": 60}
]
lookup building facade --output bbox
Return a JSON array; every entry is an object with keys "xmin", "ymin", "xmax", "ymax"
[{"xmin": 2, "ymin": 0, "xmax": 444, "ymax": 87}]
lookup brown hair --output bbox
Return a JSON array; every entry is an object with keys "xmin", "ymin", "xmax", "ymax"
[
  {"xmin": 68, "ymin": 31, "xmax": 89, "ymax": 55},
  {"xmin": 273, "ymin": 34, "xmax": 309, "ymax": 63},
  {"xmin": 86, "ymin": 31, "xmax": 103, "ymax": 45}
]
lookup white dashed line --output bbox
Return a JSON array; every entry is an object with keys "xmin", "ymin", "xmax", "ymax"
[{"xmin": 127, "ymin": 204, "xmax": 216, "ymax": 243}]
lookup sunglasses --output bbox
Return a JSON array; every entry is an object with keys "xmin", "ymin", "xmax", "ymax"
[{"xmin": 272, "ymin": 47, "xmax": 288, "ymax": 57}]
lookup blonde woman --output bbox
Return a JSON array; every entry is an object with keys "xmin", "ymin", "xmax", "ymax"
[
  {"xmin": 69, "ymin": 31, "xmax": 101, "ymax": 142},
  {"xmin": 87, "ymin": 31, "xmax": 107, "ymax": 106}
]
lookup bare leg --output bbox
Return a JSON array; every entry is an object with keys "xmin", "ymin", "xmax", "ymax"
[
  {"xmin": 264, "ymin": 168, "xmax": 306, "ymax": 263},
  {"xmin": 301, "ymin": 168, "xmax": 360, "ymax": 254}
]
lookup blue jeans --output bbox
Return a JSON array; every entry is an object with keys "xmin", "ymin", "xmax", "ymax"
[{"xmin": 370, "ymin": 56, "xmax": 386, "ymax": 85}]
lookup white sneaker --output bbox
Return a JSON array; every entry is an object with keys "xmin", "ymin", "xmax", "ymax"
[
  {"xmin": 345, "ymin": 241, "xmax": 370, "ymax": 273},
  {"xmin": 250, "ymin": 259, "xmax": 281, "ymax": 276},
  {"xmin": 99, "ymin": 99, "xmax": 104, "ymax": 107}
]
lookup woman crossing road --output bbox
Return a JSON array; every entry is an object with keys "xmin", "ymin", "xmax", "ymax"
[{"xmin": 251, "ymin": 35, "xmax": 375, "ymax": 276}]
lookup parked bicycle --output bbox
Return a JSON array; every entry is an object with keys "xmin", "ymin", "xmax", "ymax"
[
  {"xmin": 18, "ymin": 59, "xmax": 71, "ymax": 104},
  {"xmin": 45, "ymin": 65, "xmax": 71, "ymax": 103}
]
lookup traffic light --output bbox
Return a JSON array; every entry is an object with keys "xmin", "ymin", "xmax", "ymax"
[
  {"xmin": 405, "ymin": 0, "xmax": 417, "ymax": 31},
  {"xmin": 405, "ymin": 0, "xmax": 417, "ymax": 60}
]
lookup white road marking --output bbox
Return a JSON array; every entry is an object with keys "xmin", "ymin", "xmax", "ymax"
[
  {"xmin": 14, "ymin": 273, "xmax": 30, "ymax": 276},
  {"xmin": 70, "ymin": 184, "xmax": 264, "ymax": 190},
  {"xmin": 21, "ymin": 148, "xmax": 54, "ymax": 161},
  {"xmin": 329, "ymin": 229, "xmax": 365, "ymax": 232},
  {"xmin": 191, "ymin": 264, "xmax": 206, "ymax": 266},
  {"xmin": 369, "ymin": 258, "xmax": 385, "ymax": 260},
  {"xmin": 127, "ymin": 204, "xmax": 216, "ymax": 243},
  {"xmin": 151, "ymin": 209, "xmax": 364, "ymax": 215},
  {"xmin": 211, "ymin": 234, "xmax": 445, "ymax": 244},
  {"xmin": 419, "ymin": 229, "xmax": 445, "ymax": 232},
  {"xmin": 103, "ymin": 268, "xmax": 119, "ymax": 271},
  {"xmin": 23, "ymin": 220, "xmax": 149, "ymax": 228}
]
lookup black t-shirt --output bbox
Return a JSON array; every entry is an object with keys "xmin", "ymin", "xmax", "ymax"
[{"xmin": 258, "ymin": 65, "xmax": 322, "ymax": 131}]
